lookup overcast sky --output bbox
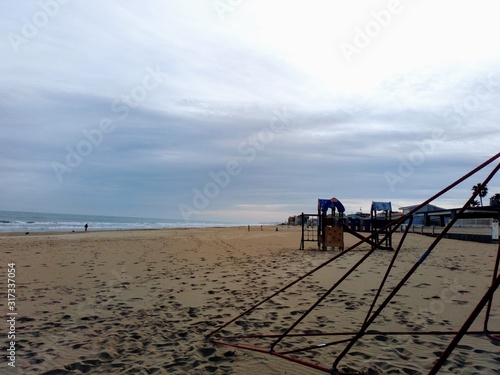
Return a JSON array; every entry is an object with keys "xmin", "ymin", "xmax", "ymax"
[{"xmin": 1, "ymin": 0, "xmax": 500, "ymax": 222}]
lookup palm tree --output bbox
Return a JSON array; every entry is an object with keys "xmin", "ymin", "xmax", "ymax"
[
  {"xmin": 472, "ymin": 183, "xmax": 488, "ymax": 206},
  {"xmin": 469, "ymin": 199, "xmax": 480, "ymax": 207}
]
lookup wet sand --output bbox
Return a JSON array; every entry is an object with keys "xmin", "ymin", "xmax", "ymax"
[{"xmin": 0, "ymin": 226, "xmax": 498, "ymax": 374}]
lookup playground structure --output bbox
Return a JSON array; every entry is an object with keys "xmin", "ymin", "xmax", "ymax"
[
  {"xmin": 370, "ymin": 201, "xmax": 394, "ymax": 251},
  {"xmin": 300, "ymin": 198, "xmax": 346, "ymax": 251},
  {"xmin": 207, "ymin": 153, "xmax": 500, "ymax": 374},
  {"xmin": 300, "ymin": 199, "xmax": 396, "ymax": 252}
]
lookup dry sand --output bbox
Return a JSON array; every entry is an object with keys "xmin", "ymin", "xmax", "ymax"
[{"xmin": 0, "ymin": 226, "xmax": 499, "ymax": 374}]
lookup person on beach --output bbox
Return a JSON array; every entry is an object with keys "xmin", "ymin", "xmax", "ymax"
[
  {"xmin": 248, "ymin": 225, "xmax": 250, "ymax": 231},
  {"xmin": 84, "ymin": 223, "xmax": 88, "ymax": 232}
]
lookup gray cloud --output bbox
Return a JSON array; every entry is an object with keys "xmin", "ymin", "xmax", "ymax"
[{"xmin": 1, "ymin": 1, "xmax": 500, "ymax": 221}]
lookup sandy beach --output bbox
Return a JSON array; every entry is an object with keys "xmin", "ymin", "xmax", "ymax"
[{"xmin": 1, "ymin": 226, "xmax": 499, "ymax": 374}]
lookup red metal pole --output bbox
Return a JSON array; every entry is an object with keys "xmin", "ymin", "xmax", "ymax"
[
  {"xmin": 332, "ymin": 160, "xmax": 500, "ymax": 370},
  {"xmin": 483, "ymin": 235, "xmax": 500, "ymax": 331},
  {"xmin": 210, "ymin": 339, "xmax": 333, "ymax": 373},
  {"xmin": 428, "ymin": 274, "xmax": 500, "ymax": 374}
]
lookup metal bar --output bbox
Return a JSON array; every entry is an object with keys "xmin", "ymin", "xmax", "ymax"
[
  {"xmin": 278, "ymin": 337, "xmax": 354, "ymax": 355},
  {"xmin": 301, "ymin": 212, "xmax": 305, "ymax": 250},
  {"xmin": 342, "ymin": 224, "xmax": 379, "ymax": 247},
  {"xmin": 484, "ymin": 235, "xmax": 500, "ymax": 331},
  {"xmin": 396, "ymin": 153, "xmax": 500, "ymax": 220},
  {"xmin": 208, "ymin": 211, "xmax": 399, "ymax": 338},
  {"xmin": 362, "ymin": 215, "xmax": 413, "ymax": 327},
  {"xmin": 210, "ymin": 154, "xmax": 500, "ymax": 370},
  {"xmin": 206, "ymin": 230, "xmax": 380, "ymax": 338},
  {"xmin": 223, "ymin": 330, "xmax": 499, "ymax": 340},
  {"xmin": 270, "ymin": 245, "xmax": 380, "ymax": 351},
  {"xmin": 210, "ymin": 339, "xmax": 332, "ymax": 373},
  {"xmin": 332, "ymin": 160, "xmax": 500, "ymax": 369},
  {"xmin": 428, "ymin": 274, "xmax": 500, "ymax": 375}
]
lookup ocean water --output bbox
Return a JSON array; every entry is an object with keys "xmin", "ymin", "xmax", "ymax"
[{"xmin": 0, "ymin": 211, "xmax": 241, "ymax": 233}]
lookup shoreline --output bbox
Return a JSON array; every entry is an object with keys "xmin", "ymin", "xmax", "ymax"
[
  {"xmin": 0, "ymin": 209, "xmax": 267, "ymax": 236},
  {"xmin": 0, "ymin": 224, "xmax": 277, "ymax": 237}
]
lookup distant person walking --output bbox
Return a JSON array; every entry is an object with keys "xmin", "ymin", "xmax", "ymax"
[
  {"xmin": 84, "ymin": 223, "xmax": 88, "ymax": 232},
  {"xmin": 248, "ymin": 225, "xmax": 250, "ymax": 232}
]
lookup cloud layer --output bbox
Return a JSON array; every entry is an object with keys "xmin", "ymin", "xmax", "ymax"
[{"xmin": 1, "ymin": 0, "xmax": 500, "ymax": 222}]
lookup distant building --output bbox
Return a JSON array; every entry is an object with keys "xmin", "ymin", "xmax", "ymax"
[
  {"xmin": 490, "ymin": 194, "xmax": 500, "ymax": 207},
  {"xmin": 288, "ymin": 214, "xmax": 309, "ymax": 226},
  {"xmin": 399, "ymin": 204, "xmax": 500, "ymax": 242},
  {"xmin": 399, "ymin": 204, "xmax": 445, "ymax": 226},
  {"xmin": 399, "ymin": 204, "xmax": 444, "ymax": 215}
]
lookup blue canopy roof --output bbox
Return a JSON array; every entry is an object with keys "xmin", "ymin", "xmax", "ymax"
[
  {"xmin": 372, "ymin": 201, "xmax": 392, "ymax": 211},
  {"xmin": 318, "ymin": 198, "xmax": 345, "ymax": 214}
]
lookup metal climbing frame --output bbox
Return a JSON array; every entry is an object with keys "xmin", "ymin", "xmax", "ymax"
[
  {"xmin": 300, "ymin": 212, "xmax": 319, "ymax": 250},
  {"xmin": 207, "ymin": 152, "xmax": 500, "ymax": 375},
  {"xmin": 371, "ymin": 201, "xmax": 394, "ymax": 250}
]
